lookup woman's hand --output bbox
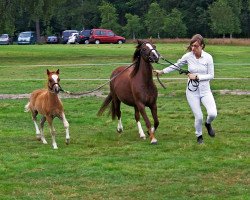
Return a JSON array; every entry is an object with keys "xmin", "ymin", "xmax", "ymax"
[
  {"xmin": 153, "ymin": 70, "xmax": 164, "ymax": 75},
  {"xmin": 188, "ymin": 73, "xmax": 199, "ymax": 80}
]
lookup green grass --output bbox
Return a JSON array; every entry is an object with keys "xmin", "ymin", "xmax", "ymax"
[{"xmin": 0, "ymin": 44, "xmax": 249, "ymax": 199}]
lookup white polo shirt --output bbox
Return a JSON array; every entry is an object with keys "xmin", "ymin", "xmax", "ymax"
[{"xmin": 162, "ymin": 50, "xmax": 214, "ymax": 96}]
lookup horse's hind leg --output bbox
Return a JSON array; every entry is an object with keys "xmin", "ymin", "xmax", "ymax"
[
  {"xmin": 60, "ymin": 112, "xmax": 70, "ymax": 145},
  {"xmin": 46, "ymin": 116, "xmax": 58, "ymax": 149},
  {"xmin": 134, "ymin": 107, "xmax": 146, "ymax": 139},
  {"xmin": 31, "ymin": 110, "xmax": 42, "ymax": 140},
  {"xmin": 113, "ymin": 98, "xmax": 123, "ymax": 133},
  {"xmin": 40, "ymin": 116, "xmax": 48, "ymax": 144}
]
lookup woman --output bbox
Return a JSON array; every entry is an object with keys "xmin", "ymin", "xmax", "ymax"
[{"xmin": 154, "ymin": 34, "xmax": 217, "ymax": 144}]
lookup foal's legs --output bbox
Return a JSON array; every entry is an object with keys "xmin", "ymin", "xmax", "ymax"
[
  {"xmin": 31, "ymin": 110, "xmax": 42, "ymax": 140},
  {"xmin": 134, "ymin": 107, "xmax": 146, "ymax": 139},
  {"xmin": 40, "ymin": 116, "xmax": 48, "ymax": 144},
  {"xmin": 60, "ymin": 112, "xmax": 70, "ymax": 145},
  {"xmin": 136, "ymin": 103, "xmax": 157, "ymax": 144},
  {"xmin": 46, "ymin": 116, "xmax": 58, "ymax": 149}
]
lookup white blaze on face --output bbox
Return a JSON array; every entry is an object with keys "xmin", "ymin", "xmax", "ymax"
[
  {"xmin": 52, "ymin": 74, "xmax": 58, "ymax": 83},
  {"xmin": 51, "ymin": 74, "xmax": 59, "ymax": 91},
  {"xmin": 146, "ymin": 43, "xmax": 159, "ymax": 59}
]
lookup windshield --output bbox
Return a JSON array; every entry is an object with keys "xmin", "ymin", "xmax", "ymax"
[
  {"xmin": 19, "ymin": 32, "xmax": 32, "ymax": 37},
  {"xmin": 0, "ymin": 34, "xmax": 8, "ymax": 38}
]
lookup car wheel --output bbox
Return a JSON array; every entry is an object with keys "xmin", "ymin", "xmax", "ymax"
[
  {"xmin": 95, "ymin": 40, "xmax": 100, "ymax": 44},
  {"xmin": 118, "ymin": 40, "xmax": 123, "ymax": 44},
  {"xmin": 85, "ymin": 40, "xmax": 89, "ymax": 44}
]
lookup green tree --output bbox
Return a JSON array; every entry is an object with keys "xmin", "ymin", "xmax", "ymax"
[
  {"xmin": 123, "ymin": 13, "xmax": 143, "ymax": 39},
  {"xmin": 163, "ymin": 8, "xmax": 187, "ymax": 38},
  {"xmin": 98, "ymin": 1, "xmax": 121, "ymax": 33},
  {"xmin": 0, "ymin": 0, "xmax": 18, "ymax": 35},
  {"xmin": 209, "ymin": 0, "xmax": 241, "ymax": 38},
  {"xmin": 144, "ymin": 2, "xmax": 165, "ymax": 38}
]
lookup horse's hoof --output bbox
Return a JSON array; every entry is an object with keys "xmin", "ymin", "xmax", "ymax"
[
  {"xmin": 150, "ymin": 138, "xmax": 158, "ymax": 145},
  {"xmin": 140, "ymin": 136, "xmax": 146, "ymax": 140},
  {"xmin": 117, "ymin": 128, "xmax": 123, "ymax": 133},
  {"xmin": 66, "ymin": 139, "xmax": 70, "ymax": 145},
  {"xmin": 36, "ymin": 134, "xmax": 41, "ymax": 141},
  {"xmin": 41, "ymin": 139, "xmax": 48, "ymax": 144}
]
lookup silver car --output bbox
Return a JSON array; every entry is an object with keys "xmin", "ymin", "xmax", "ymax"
[{"xmin": 0, "ymin": 34, "xmax": 12, "ymax": 45}]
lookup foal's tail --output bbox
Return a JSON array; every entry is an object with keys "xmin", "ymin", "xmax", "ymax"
[
  {"xmin": 24, "ymin": 102, "xmax": 30, "ymax": 112},
  {"xmin": 97, "ymin": 93, "xmax": 116, "ymax": 120}
]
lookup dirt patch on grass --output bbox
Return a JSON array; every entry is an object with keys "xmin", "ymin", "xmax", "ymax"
[
  {"xmin": 0, "ymin": 90, "xmax": 249, "ymax": 100},
  {"xmin": 214, "ymin": 90, "xmax": 250, "ymax": 95},
  {"xmin": 0, "ymin": 91, "xmax": 105, "ymax": 100}
]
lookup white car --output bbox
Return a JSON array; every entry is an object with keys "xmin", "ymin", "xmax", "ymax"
[
  {"xmin": 67, "ymin": 33, "xmax": 79, "ymax": 44},
  {"xmin": 0, "ymin": 34, "xmax": 12, "ymax": 45}
]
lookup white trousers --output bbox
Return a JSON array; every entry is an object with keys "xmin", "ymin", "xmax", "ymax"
[{"xmin": 186, "ymin": 90, "xmax": 217, "ymax": 137}]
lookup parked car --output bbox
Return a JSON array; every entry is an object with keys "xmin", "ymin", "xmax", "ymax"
[
  {"xmin": 17, "ymin": 31, "xmax": 36, "ymax": 45},
  {"xmin": 67, "ymin": 32, "xmax": 79, "ymax": 44},
  {"xmin": 89, "ymin": 28, "xmax": 125, "ymax": 44},
  {"xmin": 77, "ymin": 29, "xmax": 91, "ymax": 44},
  {"xmin": 46, "ymin": 35, "xmax": 59, "ymax": 44},
  {"xmin": 61, "ymin": 30, "xmax": 78, "ymax": 44},
  {"xmin": 0, "ymin": 34, "xmax": 12, "ymax": 45}
]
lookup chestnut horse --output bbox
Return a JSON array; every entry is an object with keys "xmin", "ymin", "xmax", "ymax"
[
  {"xmin": 98, "ymin": 40, "xmax": 160, "ymax": 144},
  {"xmin": 25, "ymin": 69, "xmax": 70, "ymax": 149}
]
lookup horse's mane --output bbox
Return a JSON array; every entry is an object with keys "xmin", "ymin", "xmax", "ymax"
[{"xmin": 130, "ymin": 43, "xmax": 142, "ymax": 77}]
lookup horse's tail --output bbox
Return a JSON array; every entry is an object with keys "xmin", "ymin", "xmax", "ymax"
[
  {"xmin": 24, "ymin": 102, "xmax": 30, "ymax": 112},
  {"xmin": 97, "ymin": 93, "xmax": 116, "ymax": 120}
]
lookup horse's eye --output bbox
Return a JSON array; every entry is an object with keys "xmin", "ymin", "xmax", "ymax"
[{"xmin": 142, "ymin": 48, "xmax": 146, "ymax": 51}]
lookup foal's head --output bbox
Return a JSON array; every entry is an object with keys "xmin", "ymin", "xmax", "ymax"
[
  {"xmin": 47, "ymin": 69, "xmax": 60, "ymax": 94},
  {"xmin": 133, "ymin": 39, "xmax": 160, "ymax": 63}
]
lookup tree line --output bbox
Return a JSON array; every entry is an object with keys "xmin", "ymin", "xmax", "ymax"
[{"xmin": 0, "ymin": 0, "xmax": 250, "ymax": 41}]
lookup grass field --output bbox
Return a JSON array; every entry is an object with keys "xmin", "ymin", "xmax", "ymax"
[{"xmin": 0, "ymin": 43, "xmax": 249, "ymax": 199}]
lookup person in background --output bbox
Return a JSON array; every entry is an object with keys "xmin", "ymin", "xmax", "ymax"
[{"xmin": 154, "ymin": 34, "xmax": 217, "ymax": 144}]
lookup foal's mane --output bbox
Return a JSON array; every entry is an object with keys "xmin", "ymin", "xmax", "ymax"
[{"xmin": 130, "ymin": 40, "xmax": 151, "ymax": 77}]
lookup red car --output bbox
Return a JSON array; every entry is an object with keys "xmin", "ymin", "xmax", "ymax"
[{"xmin": 89, "ymin": 28, "xmax": 125, "ymax": 44}]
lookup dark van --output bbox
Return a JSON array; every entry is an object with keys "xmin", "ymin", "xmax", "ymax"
[
  {"xmin": 61, "ymin": 30, "xmax": 78, "ymax": 44},
  {"xmin": 18, "ymin": 31, "xmax": 36, "ymax": 45}
]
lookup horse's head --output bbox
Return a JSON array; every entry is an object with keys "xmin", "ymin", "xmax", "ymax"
[
  {"xmin": 133, "ymin": 39, "xmax": 160, "ymax": 63},
  {"xmin": 47, "ymin": 69, "xmax": 61, "ymax": 94}
]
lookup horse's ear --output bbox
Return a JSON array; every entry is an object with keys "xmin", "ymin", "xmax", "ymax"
[
  {"xmin": 56, "ymin": 69, "xmax": 60, "ymax": 74},
  {"xmin": 149, "ymin": 37, "xmax": 153, "ymax": 43},
  {"xmin": 137, "ymin": 39, "xmax": 143, "ymax": 45},
  {"xmin": 47, "ymin": 69, "xmax": 50, "ymax": 75}
]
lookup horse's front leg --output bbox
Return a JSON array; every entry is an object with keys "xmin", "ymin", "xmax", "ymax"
[
  {"xmin": 134, "ymin": 107, "xmax": 146, "ymax": 139},
  {"xmin": 46, "ymin": 116, "xmax": 58, "ymax": 149},
  {"xmin": 61, "ymin": 113, "xmax": 70, "ymax": 145},
  {"xmin": 137, "ymin": 103, "xmax": 157, "ymax": 144},
  {"xmin": 150, "ymin": 103, "xmax": 159, "ymax": 131}
]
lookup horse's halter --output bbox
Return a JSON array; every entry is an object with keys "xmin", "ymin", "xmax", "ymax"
[
  {"xmin": 48, "ymin": 74, "xmax": 61, "ymax": 94},
  {"xmin": 140, "ymin": 42, "xmax": 160, "ymax": 63}
]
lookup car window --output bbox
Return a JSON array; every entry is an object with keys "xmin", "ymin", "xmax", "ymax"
[
  {"xmin": 95, "ymin": 30, "xmax": 102, "ymax": 36},
  {"xmin": 20, "ymin": 32, "xmax": 32, "ymax": 37},
  {"xmin": 107, "ymin": 31, "xmax": 114, "ymax": 37},
  {"xmin": 0, "ymin": 34, "xmax": 8, "ymax": 38}
]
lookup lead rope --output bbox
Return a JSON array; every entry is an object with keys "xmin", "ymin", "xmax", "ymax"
[
  {"xmin": 157, "ymin": 56, "xmax": 199, "ymax": 92},
  {"xmin": 59, "ymin": 62, "xmax": 136, "ymax": 95}
]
